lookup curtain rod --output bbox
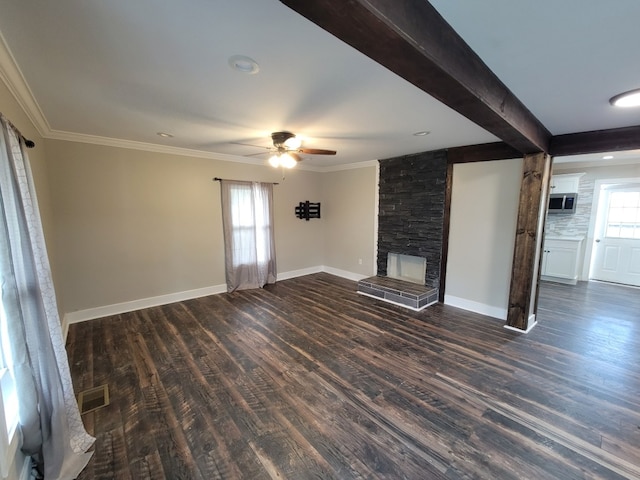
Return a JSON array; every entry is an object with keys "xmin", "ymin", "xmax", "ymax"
[
  {"xmin": 0, "ymin": 113, "xmax": 36, "ymax": 148},
  {"xmin": 213, "ymin": 177, "xmax": 279, "ymax": 185}
]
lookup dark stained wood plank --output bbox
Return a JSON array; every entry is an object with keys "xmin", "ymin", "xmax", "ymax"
[
  {"xmin": 278, "ymin": 0, "xmax": 551, "ymax": 154},
  {"xmin": 448, "ymin": 142, "xmax": 523, "ymax": 164},
  {"xmin": 68, "ymin": 273, "xmax": 640, "ymax": 479},
  {"xmin": 550, "ymin": 124, "xmax": 640, "ymax": 157},
  {"xmin": 438, "ymin": 161, "xmax": 453, "ymax": 302},
  {"xmin": 507, "ymin": 152, "xmax": 552, "ymax": 330}
]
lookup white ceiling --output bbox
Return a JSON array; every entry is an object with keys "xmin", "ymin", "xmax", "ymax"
[{"xmin": 1, "ymin": 0, "xmax": 640, "ymax": 169}]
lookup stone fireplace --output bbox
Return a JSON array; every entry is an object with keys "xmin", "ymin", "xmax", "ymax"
[{"xmin": 357, "ymin": 149, "xmax": 447, "ymax": 310}]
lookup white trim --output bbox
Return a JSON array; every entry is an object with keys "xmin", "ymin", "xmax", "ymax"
[
  {"xmin": 322, "ymin": 160, "xmax": 379, "ymax": 172},
  {"xmin": 47, "ymin": 131, "xmax": 323, "ymax": 172},
  {"xmin": 48, "ymin": 130, "xmax": 270, "ymax": 164},
  {"xmin": 0, "ymin": 32, "xmax": 51, "ymax": 136},
  {"xmin": 444, "ymin": 294, "xmax": 507, "ymax": 320},
  {"xmin": 44, "ymin": 131, "xmax": 329, "ymax": 172},
  {"xmin": 590, "ymin": 279, "xmax": 640, "ymax": 290},
  {"xmin": 62, "ymin": 319, "xmax": 70, "ymax": 345},
  {"xmin": 62, "ymin": 283, "xmax": 228, "ymax": 334},
  {"xmin": 61, "ymin": 266, "xmax": 367, "ymax": 339},
  {"xmin": 321, "ymin": 266, "xmax": 368, "ymax": 282},
  {"xmin": 540, "ymin": 275, "xmax": 577, "ymax": 285},
  {"xmin": 373, "ymin": 161, "xmax": 380, "ymax": 275},
  {"xmin": 43, "ymin": 131, "xmax": 368, "ymax": 172},
  {"xmin": 277, "ymin": 266, "xmax": 323, "ymax": 280},
  {"xmin": 504, "ymin": 315, "xmax": 538, "ymax": 334}
]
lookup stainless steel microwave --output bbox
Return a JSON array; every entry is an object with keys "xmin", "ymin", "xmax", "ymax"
[{"xmin": 548, "ymin": 193, "xmax": 577, "ymax": 214}]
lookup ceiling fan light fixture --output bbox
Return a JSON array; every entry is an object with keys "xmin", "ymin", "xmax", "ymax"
[
  {"xmin": 268, "ymin": 154, "xmax": 281, "ymax": 168},
  {"xmin": 228, "ymin": 55, "xmax": 260, "ymax": 74},
  {"xmin": 280, "ymin": 153, "xmax": 297, "ymax": 169},
  {"xmin": 283, "ymin": 135, "xmax": 302, "ymax": 150},
  {"xmin": 609, "ymin": 88, "xmax": 640, "ymax": 108},
  {"xmin": 268, "ymin": 153, "xmax": 296, "ymax": 169}
]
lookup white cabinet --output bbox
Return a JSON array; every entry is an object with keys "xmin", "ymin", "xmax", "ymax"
[
  {"xmin": 541, "ymin": 236, "xmax": 583, "ymax": 285},
  {"xmin": 550, "ymin": 173, "xmax": 584, "ymax": 193}
]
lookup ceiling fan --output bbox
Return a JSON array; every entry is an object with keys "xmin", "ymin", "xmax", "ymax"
[{"xmin": 237, "ymin": 131, "xmax": 337, "ymax": 168}]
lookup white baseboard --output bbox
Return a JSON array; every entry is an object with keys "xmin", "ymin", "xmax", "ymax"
[
  {"xmin": 62, "ymin": 266, "xmax": 367, "ymax": 340},
  {"xmin": 270, "ymin": 265, "xmax": 367, "ymax": 282},
  {"xmin": 62, "ymin": 283, "xmax": 227, "ymax": 337},
  {"xmin": 504, "ymin": 314, "xmax": 538, "ymax": 334},
  {"xmin": 444, "ymin": 294, "xmax": 507, "ymax": 320},
  {"xmin": 277, "ymin": 266, "xmax": 323, "ymax": 280},
  {"xmin": 321, "ymin": 266, "xmax": 369, "ymax": 282},
  {"xmin": 541, "ymin": 275, "xmax": 577, "ymax": 285}
]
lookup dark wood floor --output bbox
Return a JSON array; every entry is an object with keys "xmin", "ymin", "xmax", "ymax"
[{"xmin": 66, "ymin": 274, "xmax": 640, "ymax": 479}]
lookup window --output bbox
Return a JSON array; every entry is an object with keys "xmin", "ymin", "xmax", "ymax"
[
  {"xmin": 0, "ymin": 296, "xmax": 19, "ymax": 477},
  {"xmin": 220, "ymin": 180, "xmax": 276, "ymax": 291},
  {"xmin": 605, "ymin": 190, "xmax": 640, "ymax": 239},
  {"xmin": 228, "ymin": 183, "xmax": 271, "ymax": 268}
]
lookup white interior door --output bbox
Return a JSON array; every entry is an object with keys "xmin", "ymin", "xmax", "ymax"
[{"xmin": 591, "ymin": 187, "xmax": 640, "ymax": 287}]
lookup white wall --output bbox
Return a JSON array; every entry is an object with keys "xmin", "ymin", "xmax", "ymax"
[
  {"xmin": 445, "ymin": 159, "xmax": 523, "ymax": 319},
  {"xmin": 321, "ymin": 163, "xmax": 378, "ymax": 280}
]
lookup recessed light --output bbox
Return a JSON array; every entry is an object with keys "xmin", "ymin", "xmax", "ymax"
[
  {"xmin": 413, "ymin": 131, "xmax": 430, "ymax": 136},
  {"xmin": 157, "ymin": 132, "xmax": 173, "ymax": 138},
  {"xmin": 609, "ymin": 88, "xmax": 640, "ymax": 108},
  {"xmin": 228, "ymin": 55, "xmax": 260, "ymax": 74},
  {"xmin": 602, "ymin": 155, "xmax": 614, "ymax": 160}
]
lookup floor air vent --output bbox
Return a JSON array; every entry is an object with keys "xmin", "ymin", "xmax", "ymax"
[{"xmin": 77, "ymin": 384, "xmax": 110, "ymax": 414}]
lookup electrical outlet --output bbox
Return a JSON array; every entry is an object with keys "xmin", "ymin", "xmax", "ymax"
[{"xmin": 358, "ymin": 258, "xmax": 363, "ymax": 265}]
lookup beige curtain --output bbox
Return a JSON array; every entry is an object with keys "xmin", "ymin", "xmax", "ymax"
[
  {"xmin": 220, "ymin": 180, "xmax": 277, "ymax": 292},
  {"xmin": 0, "ymin": 114, "xmax": 94, "ymax": 479}
]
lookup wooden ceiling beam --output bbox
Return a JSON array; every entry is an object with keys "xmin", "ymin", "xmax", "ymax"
[
  {"xmin": 279, "ymin": 0, "xmax": 552, "ymax": 154},
  {"xmin": 550, "ymin": 125, "xmax": 640, "ymax": 157},
  {"xmin": 447, "ymin": 142, "xmax": 522, "ymax": 164}
]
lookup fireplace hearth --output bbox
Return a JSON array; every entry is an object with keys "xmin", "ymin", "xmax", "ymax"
[{"xmin": 357, "ymin": 275, "xmax": 438, "ymax": 311}]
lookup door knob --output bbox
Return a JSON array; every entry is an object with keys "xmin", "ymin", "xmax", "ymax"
[{"xmin": 595, "ymin": 239, "xmax": 601, "ymax": 243}]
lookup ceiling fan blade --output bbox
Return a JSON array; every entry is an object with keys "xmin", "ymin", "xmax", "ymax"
[
  {"xmin": 298, "ymin": 148, "xmax": 337, "ymax": 155},
  {"xmin": 290, "ymin": 153, "xmax": 302, "ymax": 162},
  {"xmin": 244, "ymin": 151, "xmax": 270, "ymax": 157},
  {"xmin": 230, "ymin": 141, "xmax": 271, "ymax": 150}
]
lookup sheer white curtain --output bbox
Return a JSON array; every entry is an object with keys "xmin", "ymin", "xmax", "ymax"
[
  {"xmin": 0, "ymin": 114, "xmax": 94, "ymax": 479},
  {"xmin": 220, "ymin": 180, "xmax": 277, "ymax": 292}
]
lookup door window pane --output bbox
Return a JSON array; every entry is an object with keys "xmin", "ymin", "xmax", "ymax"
[{"xmin": 606, "ymin": 191, "xmax": 640, "ymax": 239}]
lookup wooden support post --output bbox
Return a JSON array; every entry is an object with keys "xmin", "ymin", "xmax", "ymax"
[
  {"xmin": 506, "ymin": 152, "xmax": 552, "ymax": 331},
  {"xmin": 439, "ymin": 162, "xmax": 454, "ymax": 302}
]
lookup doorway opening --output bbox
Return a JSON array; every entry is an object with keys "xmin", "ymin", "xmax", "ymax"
[{"xmin": 588, "ymin": 180, "xmax": 640, "ymax": 287}]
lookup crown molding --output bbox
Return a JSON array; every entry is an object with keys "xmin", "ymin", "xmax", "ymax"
[
  {"xmin": 47, "ymin": 129, "xmax": 269, "ymax": 164},
  {"xmin": 0, "ymin": 31, "xmax": 51, "ymax": 136},
  {"xmin": 47, "ymin": 129, "xmax": 340, "ymax": 171},
  {"xmin": 322, "ymin": 159, "xmax": 378, "ymax": 172}
]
